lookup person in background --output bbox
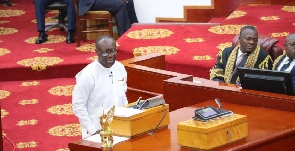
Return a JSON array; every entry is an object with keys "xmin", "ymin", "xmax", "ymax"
[
  {"xmin": 209, "ymin": 25, "xmax": 273, "ymax": 84},
  {"xmin": 34, "ymin": 0, "xmax": 75, "ymax": 44},
  {"xmin": 290, "ymin": 65, "xmax": 295, "ymax": 89},
  {"xmin": 273, "ymin": 33, "xmax": 295, "ymax": 72},
  {"xmin": 77, "ymin": 0, "xmax": 138, "ymax": 37},
  {"xmin": 72, "ymin": 35, "xmax": 128, "ymax": 139}
]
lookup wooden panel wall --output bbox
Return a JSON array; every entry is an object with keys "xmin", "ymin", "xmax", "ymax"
[
  {"xmin": 123, "ymin": 53, "xmax": 295, "ymax": 111},
  {"xmin": 156, "ymin": 0, "xmax": 295, "ymax": 23},
  {"xmin": 0, "ymin": 103, "xmax": 2, "ymax": 151}
]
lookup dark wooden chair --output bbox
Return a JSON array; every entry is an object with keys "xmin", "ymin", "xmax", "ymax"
[
  {"xmin": 1, "ymin": 0, "xmax": 12, "ymax": 6},
  {"xmin": 73, "ymin": 0, "xmax": 114, "ymax": 47},
  {"xmin": 45, "ymin": 0, "xmax": 68, "ymax": 32},
  {"xmin": 232, "ymin": 34, "xmax": 283, "ymax": 60}
]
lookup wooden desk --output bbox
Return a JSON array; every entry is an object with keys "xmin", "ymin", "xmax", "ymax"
[
  {"xmin": 68, "ymin": 100, "xmax": 295, "ymax": 151},
  {"xmin": 0, "ymin": 103, "xmax": 2, "ymax": 151}
]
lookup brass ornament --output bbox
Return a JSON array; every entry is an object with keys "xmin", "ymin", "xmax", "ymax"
[
  {"xmin": 87, "ymin": 56, "xmax": 98, "ymax": 61},
  {"xmin": 270, "ymin": 32, "xmax": 290, "ymax": 38},
  {"xmin": 126, "ymin": 29, "xmax": 174, "ymax": 39},
  {"xmin": 226, "ymin": 10, "xmax": 247, "ymax": 19},
  {"xmin": 184, "ymin": 38, "xmax": 205, "ymax": 43},
  {"xmin": 76, "ymin": 43, "xmax": 95, "ymax": 52},
  {"xmin": 47, "ymin": 103, "xmax": 74, "ymax": 115},
  {"xmin": 0, "ymin": 27, "xmax": 18, "ymax": 35},
  {"xmin": 48, "ymin": 123, "xmax": 81, "ymax": 137},
  {"xmin": 33, "ymin": 48, "xmax": 54, "ymax": 53},
  {"xmin": 25, "ymin": 35, "xmax": 65, "ymax": 44},
  {"xmin": 260, "ymin": 16, "xmax": 280, "ymax": 21},
  {"xmin": 133, "ymin": 46, "xmax": 179, "ymax": 57},
  {"xmin": 17, "ymin": 141, "xmax": 38, "ymax": 149},
  {"xmin": 19, "ymin": 99, "xmax": 39, "ymax": 105},
  {"xmin": 1, "ymin": 109, "xmax": 9, "ymax": 118},
  {"xmin": 0, "ymin": 9, "xmax": 25, "ymax": 17},
  {"xmin": 17, "ymin": 57, "xmax": 63, "ymax": 71},
  {"xmin": 0, "ymin": 90, "xmax": 11, "ymax": 99},
  {"xmin": 17, "ymin": 119, "xmax": 38, "ymax": 126},
  {"xmin": 281, "ymin": 6, "xmax": 295, "ymax": 12},
  {"xmin": 100, "ymin": 106, "xmax": 115, "ymax": 150},
  {"xmin": 193, "ymin": 55, "xmax": 213, "ymax": 61},
  {"xmin": 208, "ymin": 24, "xmax": 247, "ymax": 34},
  {"xmin": 21, "ymin": 81, "xmax": 39, "ymax": 86},
  {"xmin": 48, "ymin": 85, "xmax": 74, "ymax": 96}
]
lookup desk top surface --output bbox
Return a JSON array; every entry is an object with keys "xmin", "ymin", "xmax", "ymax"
[{"xmin": 69, "ymin": 100, "xmax": 295, "ymax": 151}]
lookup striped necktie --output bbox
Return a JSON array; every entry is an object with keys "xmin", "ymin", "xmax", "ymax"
[{"xmin": 280, "ymin": 57, "xmax": 292, "ymax": 71}]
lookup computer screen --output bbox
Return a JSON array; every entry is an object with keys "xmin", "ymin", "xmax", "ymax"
[{"xmin": 237, "ymin": 67, "xmax": 294, "ymax": 96}]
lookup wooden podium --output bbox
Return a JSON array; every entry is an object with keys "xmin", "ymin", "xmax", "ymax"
[
  {"xmin": 68, "ymin": 100, "xmax": 295, "ymax": 151},
  {"xmin": 111, "ymin": 104, "xmax": 170, "ymax": 137},
  {"xmin": 68, "ymin": 53, "xmax": 295, "ymax": 151}
]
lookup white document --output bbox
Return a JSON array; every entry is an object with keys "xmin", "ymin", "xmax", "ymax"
[
  {"xmin": 114, "ymin": 106, "xmax": 144, "ymax": 117},
  {"xmin": 84, "ymin": 134, "xmax": 130, "ymax": 145}
]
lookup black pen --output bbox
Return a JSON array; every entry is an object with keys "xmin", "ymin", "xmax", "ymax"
[
  {"xmin": 139, "ymin": 99, "xmax": 148, "ymax": 110},
  {"xmin": 215, "ymin": 98, "xmax": 222, "ymax": 108}
]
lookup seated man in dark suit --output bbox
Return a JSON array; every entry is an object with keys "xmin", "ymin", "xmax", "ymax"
[
  {"xmin": 290, "ymin": 65, "xmax": 295, "ymax": 89},
  {"xmin": 273, "ymin": 33, "xmax": 295, "ymax": 72},
  {"xmin": 77, "ymin": 0, "xmax": 138, "ymax": 37},
  {"xmin": 34, "ymin": 0, "xmax": 75, "ymax": 44},
  {"xmin": 209, "ymin": 25, "xmax": 273, "ymax": 84}
]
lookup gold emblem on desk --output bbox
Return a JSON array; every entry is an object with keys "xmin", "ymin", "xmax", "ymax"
[{"xmin": 100, "ymin": 105, "xmax": 115, "ymax": 150}]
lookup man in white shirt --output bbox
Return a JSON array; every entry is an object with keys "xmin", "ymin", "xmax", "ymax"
[
  {"xmin": 273, "ymin": 33, "xmax": 295, "ymax": 72},
  {"xmin": 72, "ymin": 35, "xmax": 128, "ymax": 139}
]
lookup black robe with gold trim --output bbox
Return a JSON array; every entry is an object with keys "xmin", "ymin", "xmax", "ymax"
[{"xmin": 209, "ymin": 45, "xmax": 273, "ymax": 84}]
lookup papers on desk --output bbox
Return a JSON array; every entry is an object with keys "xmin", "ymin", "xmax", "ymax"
[
  {"xmin": 114, "ymin": 106, "xmax": 143, "ymax": 117},
  {"xmin": 84, "ymin": 134, "xmax": 130, "ymax": 145}
]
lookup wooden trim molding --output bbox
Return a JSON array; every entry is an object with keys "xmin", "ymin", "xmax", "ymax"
[
  {"xmin": 156, "ymin": 0, "xmax": 295, "ymax": 23},
  {"xmin": 121, "ymin": 53, "xmax": 295, "ymax": 112}
]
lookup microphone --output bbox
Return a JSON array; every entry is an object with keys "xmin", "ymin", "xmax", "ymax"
[
  {"xmin": 215, "ymin": 98, "xmax": 222, "ymax": 109},
  {"xmin": 109, "ymin": 71, "xmax": 113, "ymax": 77}
]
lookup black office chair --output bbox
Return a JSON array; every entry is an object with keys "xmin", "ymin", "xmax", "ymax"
[
  {"xmin": 45, "ymin": 0, "xmax": 68, "ymax": 32},
  {"xmin": 1, "ymin": 0, "xmax": 12, "ymax": 6}
]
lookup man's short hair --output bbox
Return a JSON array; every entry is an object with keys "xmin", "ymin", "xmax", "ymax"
[
  {"xmin": 95, "ymin": 35, "xmax": 114, "ymax": 49},
  {"xmin": 239, "ymin": 25, "xmax": 257, "ymax": 37}
]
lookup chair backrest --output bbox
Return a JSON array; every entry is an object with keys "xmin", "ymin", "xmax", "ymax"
[
  {"xmin": 72, "ymin": 0, "xmax": 114, "ymax": 47},
  {"xmin": 232, "ymin": 34, "xmax": 283, "ymax": 60}
]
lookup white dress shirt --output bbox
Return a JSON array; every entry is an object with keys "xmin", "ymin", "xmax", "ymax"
[
  {"xmin": 236, "ymin": 49, "xmax": 247, "ymax": 66},
  {"xmin": 72, "ymin": 60, "xmax": 128, "ymax": 139}
]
